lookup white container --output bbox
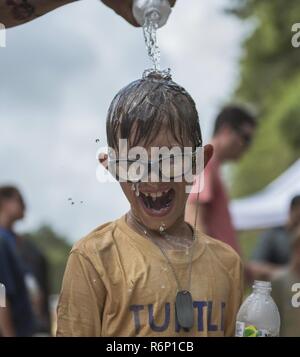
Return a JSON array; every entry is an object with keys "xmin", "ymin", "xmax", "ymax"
[
  {"xmin": 133, "ymin": 0, "xmax": 171, "ymax": 28},
  {"xmin": 235, "ymin": 280, "xmax": 281, "ymax": 337}
]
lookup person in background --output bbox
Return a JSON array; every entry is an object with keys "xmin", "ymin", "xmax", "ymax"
[
  {"xmin": 0, "ymin": 186, "xmax": 51, "ymax": 336},
  {"xmin": 18, "ymin": 233, "xmax": 51, "ymax": 334},
  {"xmin": 185, "ymin": 105, "xmax": 257, "ymax": 255},
  {"xmin": 248, "ymin": 195, "xmax": 300, "ymax": 281},
  {"xmin": 272, "ymin": 226, "xmax": 300, "ymax": 337},
  {"xmin": 0, "ymin": 186, "xmax": 36, "ymax": 336},
  {"xmin": 0, "ymin": 0, "xmax": 176, "ymax": 28}
]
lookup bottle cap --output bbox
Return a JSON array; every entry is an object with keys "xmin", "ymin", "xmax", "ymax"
[{"xmin": 253, "ymin": 280, "xmax": 272, "ymax": 290}]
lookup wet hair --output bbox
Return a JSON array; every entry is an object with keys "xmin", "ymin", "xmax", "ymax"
[
  {"xmin": 290, "ymin": 195, "xmax": 300, "ymax": 210},
  {"xmin": 0, "ymin": 186, "xmax": 25, "ymax": 210},
  {"xmin": 213, "ymin": 105, "xmax": 257, "ymax": 135},
  {"xmin": 106, "ymin": 73, "xmax": 202, "ymax": 151}
]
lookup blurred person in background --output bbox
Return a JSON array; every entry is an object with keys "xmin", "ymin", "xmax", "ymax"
[
  {"xmin": 0, "ymin": 0, "xmax": 176, "ymax": 28},
  {"xmin": 0, "ymin": 186, "xmax": 50, "ymax": 336},
  {"xmin": 18, "ymin": 233, "xmax": 51, "ymax": 334},
  {"xmin": 248, "ymin": 195, "xmax": 300, "ymax": 282},
  {"xmin": 0, "ymin": 186, "xmax": 35, "ymax": 336},
  {"xmin": 272, "ymin": 226, "xmax": 300, "ymax": 337},
  {"xmin": 185, "ymin": 105, "xmax": 257, "ymax": 255}
]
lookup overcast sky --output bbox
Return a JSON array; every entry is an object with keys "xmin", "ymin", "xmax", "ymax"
[{"xmin": 0, "ymin": 0, "xmax": 248, "ymax": 243}]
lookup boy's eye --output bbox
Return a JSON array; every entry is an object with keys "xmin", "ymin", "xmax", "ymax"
[
  {"xmin": 160, "ymin": 155, "xmax": 175, "ymax": 163},
  {"xmin": 128, "ymin": 163, "xmax": 146, "ymax": 182},
  {"xmin": 111, "ymin": 152, "xmax": 195, "ymax": 182},
  {"xmin": 159, "ymin": 155, "xmax": 186, "ymax": 177}
]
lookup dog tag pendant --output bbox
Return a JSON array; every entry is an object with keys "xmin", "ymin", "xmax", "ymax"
[{"xmin": 175, "ymin": 290, "xmax": 194, "ymax": 329}]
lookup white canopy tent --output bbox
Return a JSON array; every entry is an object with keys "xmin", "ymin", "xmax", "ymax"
[{"xmin": 230, "ymin": 159, "xmax": 300, "ymax": 231}]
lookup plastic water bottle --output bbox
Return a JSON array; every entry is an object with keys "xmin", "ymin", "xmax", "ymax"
[
  {"xmin": 133, "ymin": 0, "xmax": 172, "ymax": 28},
  {"xmin": 235, "ymin": 281, "xmax": 281, "ymax": 337}
]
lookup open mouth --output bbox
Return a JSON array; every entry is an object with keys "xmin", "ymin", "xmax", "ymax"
[{"xmin": 138, "ymin": 188, "xmax": 175, "ymax": 217}]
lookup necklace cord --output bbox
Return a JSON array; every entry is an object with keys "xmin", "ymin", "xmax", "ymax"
[{"xmin": 126, "ymin": 170, "xmax": 201, "ymax": 294}]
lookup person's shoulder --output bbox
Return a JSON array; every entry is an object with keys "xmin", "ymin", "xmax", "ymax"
[
  {"xmin": 202, "ymin": 233, "xmax": 240, "ymax": 259},
  {"xmin": 0, "ymin": 235, "xmax": 11, "ymax": 252},
  {"xmin": 201, "ymin": 233, "xmax": 242, "ymax": 277},
  {"xmin": 0, "ymin": 235, "xmax": 7, "ymax": 256},
  {"xmin": 70, "ymin": 219, "xmax": 120, "ymax": 259}
]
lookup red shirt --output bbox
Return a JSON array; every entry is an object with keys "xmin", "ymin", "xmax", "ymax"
[{"xmin": 188, "ymin": 154, "xmax": 240, "ymax": 254}]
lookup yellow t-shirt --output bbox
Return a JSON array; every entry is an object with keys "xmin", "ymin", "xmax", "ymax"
[{"xmin": 57, "ymin": 215, "xmax": 243, "ymax": 337}]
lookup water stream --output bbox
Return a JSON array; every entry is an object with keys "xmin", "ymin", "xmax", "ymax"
[{"xmin": 142, "ymin": 12, "xmax": 171, "ymax": 79}]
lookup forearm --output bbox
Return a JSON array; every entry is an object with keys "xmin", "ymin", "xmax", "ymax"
[
  {"xmin": 246, "ymin": 261, "xmax": 284, "ymax": 282},
  {"xmin": 0, "ymin": 0, "xmax": 79, "ymax": 28},
  {"xmin": 0, "ymin": 301, "xmax": 16, "ymax": 337}
]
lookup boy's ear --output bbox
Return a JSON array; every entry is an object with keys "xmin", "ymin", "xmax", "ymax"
[
  {"xmin": 203, "ymin": 144, "xmax": 214, "ymax": 168},
  {"xmin": 98, "ymin": 153, "xmax": 108, "ymax": 170}
]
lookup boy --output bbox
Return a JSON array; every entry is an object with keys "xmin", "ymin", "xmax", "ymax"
[{"xmin": 57, "ymin": 73, "xmax": 243, "ymax": 336}]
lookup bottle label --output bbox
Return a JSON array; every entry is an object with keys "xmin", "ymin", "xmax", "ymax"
[{"xmin": 235, "ymin": 322, "xmax": 271, "ymax": 337}]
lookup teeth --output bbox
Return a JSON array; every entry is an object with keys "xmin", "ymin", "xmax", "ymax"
[
  {"xmin": 141, "ymin": 190, "xmax": 169, "ymax": 200},
  {"xmin": 150, "ymin": 193, "xmax": 157, "ymax": 201}
]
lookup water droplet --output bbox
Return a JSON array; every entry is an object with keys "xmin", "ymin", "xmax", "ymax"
[
  {"xmin": 80, "ymin": 201, "xmax": 83, "ymax": 204},
  {"xmin": 161, "ymin": 285, "xmax": 165, "ymax": 289},
  {"xmin": 95, "ymin": 139, "xmax": 100, "ymax": 143}
]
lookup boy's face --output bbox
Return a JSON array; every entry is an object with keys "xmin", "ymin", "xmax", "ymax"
[{"xmin": 119, "ymin": 126, "xmax": 202, "ymax": 232}]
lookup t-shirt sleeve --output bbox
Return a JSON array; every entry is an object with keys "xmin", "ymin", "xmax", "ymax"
[
  {"xmin": 56, "ymin": 250, "xmax": 106, "ymax": 337},
  {"xmin": 224, "ymin": 256, "xmax": 244, "ymax": 337}
]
